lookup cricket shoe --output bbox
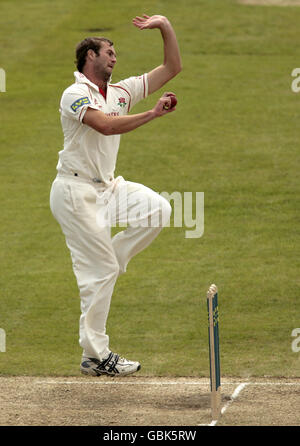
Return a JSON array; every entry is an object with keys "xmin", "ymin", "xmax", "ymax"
[{"xmin": 80, "ymin": 352, "xmax": 141, "ymax": 377}]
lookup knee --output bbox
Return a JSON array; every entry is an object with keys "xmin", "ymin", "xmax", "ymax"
[
  {"xmin": 92, "ymin": 259, "xmax": 120, "ymax": 285},
  {"xmin": 77, "ymin": 256, "xmax": 120, "ymax": 283}
]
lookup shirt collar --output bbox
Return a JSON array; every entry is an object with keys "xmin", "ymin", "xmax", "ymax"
[
  {"xmin": 74, "ymin": 71, "xmax": 112, "ymax": 92},
  {"xmin": 74, "ymin": 71, "xmax": 99, "ymax": 92}
]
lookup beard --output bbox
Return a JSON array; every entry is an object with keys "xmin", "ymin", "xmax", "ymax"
[
  {"xmin": 102, "ymin": 70, "xmax": 111, "ymax": 82},
  {"xmin": 94, "ymin": 61, "xmax": 112, "ymax": 83}
]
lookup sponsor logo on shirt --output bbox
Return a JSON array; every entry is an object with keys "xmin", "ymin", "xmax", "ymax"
[{"xmin": 70, "ymin": 96, "xmax": 90, "ymax": 112}]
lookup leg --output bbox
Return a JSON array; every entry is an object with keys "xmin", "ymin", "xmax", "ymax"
[
  {"xmin": 111, "ymin": 181, "xmax": 172, "ymax": 274},
  {"xmin": 50, "ymin": 178, "xmax": 119, "ymax": 360},
  {"xmin": 67, "ymin": 226, "xmax": 119, "ymax": 360}
]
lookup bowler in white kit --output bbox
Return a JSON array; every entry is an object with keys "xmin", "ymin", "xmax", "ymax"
[{"xmin": 50, "ymin": 14, "xmax": 182, "ymax": 376}]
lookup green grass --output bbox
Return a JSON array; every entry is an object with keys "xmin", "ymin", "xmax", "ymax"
[{"xmin": 0, "ymin": 0, "xmax": 299, "ymax": 377}]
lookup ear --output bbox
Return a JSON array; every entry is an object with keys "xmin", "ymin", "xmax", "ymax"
[{"xmin": 87, "ymin": 49, "xmax": 97, "ymax": 61}]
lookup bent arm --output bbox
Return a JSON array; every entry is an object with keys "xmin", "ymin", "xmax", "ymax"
[
  {"xmin": 83, "ymin": 108, "xmax": 155, "ymax": 135},
  {"xmin": 132, "ymin": 15, "xmax": 182, "ymax": 95},
  {"xmin": 82, "ymin": 94, "xmax": 175, "ymax": 135}
]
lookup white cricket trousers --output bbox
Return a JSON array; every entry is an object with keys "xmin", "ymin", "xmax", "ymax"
[{"xmin": 50, "ymin": 175, "xmax": 171, "ymax": 360}]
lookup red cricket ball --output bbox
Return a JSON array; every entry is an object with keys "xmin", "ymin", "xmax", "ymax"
[
  {"xmin": 164, "ymin": 93, "xmax": 177, "ymax": 110},
  {"xmin": 170, "ymin": 95, "xmax": 177, "ymax": 108},
  {"xmin": 167, "ymin": 93, "xmax": 177, "ymax": 108}
]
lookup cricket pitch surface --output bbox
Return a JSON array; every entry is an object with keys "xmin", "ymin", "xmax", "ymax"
[{"xmin": 0, "ymin": 376, "xmax": 299, "ymax": 426}]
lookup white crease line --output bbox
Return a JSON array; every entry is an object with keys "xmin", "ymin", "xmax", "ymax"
[
  {"xmin": 221, "ymin": 382, "xmax": 248, "ymax": 415},
  {"xmin": 230, "ymin": 382, "xmax": 300, "ymax": 386},
  {"xmin": 208, "ymin": 382, "xmax": 248, "ymax": 427},
  {"xmin": 34, "ymin": 380, "xmax": 300, "ymax": 386},
  {"xmin": 35, "ymin": 381, "xmax": 212, "ymax": 385}
]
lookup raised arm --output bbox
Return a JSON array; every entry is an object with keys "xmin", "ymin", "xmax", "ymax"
[{"xmin": 132, "ymin": 14, "xmax": 182, "ymax": 95}]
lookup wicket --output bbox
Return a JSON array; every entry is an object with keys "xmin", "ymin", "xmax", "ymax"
[{"xmin": 207, "ymin": 284, "xmax": 221, "ymax": 420}]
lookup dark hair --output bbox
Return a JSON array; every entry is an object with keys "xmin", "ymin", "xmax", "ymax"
[{"xmin": 75, "ymin": 37, "xmax": 113, "ymax": 72}]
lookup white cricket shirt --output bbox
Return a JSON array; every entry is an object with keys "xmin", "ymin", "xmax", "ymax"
[{"xmin": 57, "ymin": 71, "xmax": 148, "ymax": 185}]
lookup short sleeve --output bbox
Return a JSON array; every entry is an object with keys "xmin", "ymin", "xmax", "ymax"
[
  {"xmin": 60, "ymin": 86, "xmax": 98, "ymax": 123},
  {"xmin": 116, "ymin": 73, "xmax": 148, "ymax": 111}
]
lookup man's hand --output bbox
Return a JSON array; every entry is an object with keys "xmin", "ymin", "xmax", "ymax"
[
  {"xmin": 152, "ymin": 93, "xmax": 176, "ymax": 117},
  {"xmin": 132, "ymin": 14, "xmax": 168, "ymax": 30}
]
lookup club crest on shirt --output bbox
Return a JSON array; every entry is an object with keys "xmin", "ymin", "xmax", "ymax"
[
  {"xmin": 70, "ymin": 96, "xmax": 90, "ymax": 112},
  {"xmin": 117, "ymin": 97, "xmax": 127, "ymax": 107}
]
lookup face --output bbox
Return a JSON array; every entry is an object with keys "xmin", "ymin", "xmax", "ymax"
[{"xmin": 93, "ymin": 41, "xmax": 117, "ymax": 82}]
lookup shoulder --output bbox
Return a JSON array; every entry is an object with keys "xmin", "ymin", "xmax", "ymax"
[
  {"xmin": 60, "ymin": 83, "xmax": 91, "ymax": 107},
  {"xmin": 60, "ymin": 83, "xmax": 93, "ymax": 115},
  {"xmin": 113, "ymin": 74, "xmax": 147, "ymax": 90},
  {"xmin": 110, "ymin": 74, "xmax": 147, "ymax": 99},
  {"xmin": 61, "ymin": 82, "xmax": 89, "ymax": 98},
  {"xmin": 109, "ymin": 81, "xmax": 131, "ymax": 98}
]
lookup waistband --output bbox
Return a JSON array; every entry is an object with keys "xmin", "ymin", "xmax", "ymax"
[
  {"xmin": 55, "ymin": 173, "xmax": 125, "ymax": 196},
  {"xmin": 56, "ymin": 172, "xmax": 105, "ymax": 185}
]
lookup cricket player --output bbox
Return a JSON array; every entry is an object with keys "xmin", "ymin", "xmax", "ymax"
[{"xmin": 50, "ymin": 14, "xmax": 182, "ymax": 376}]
